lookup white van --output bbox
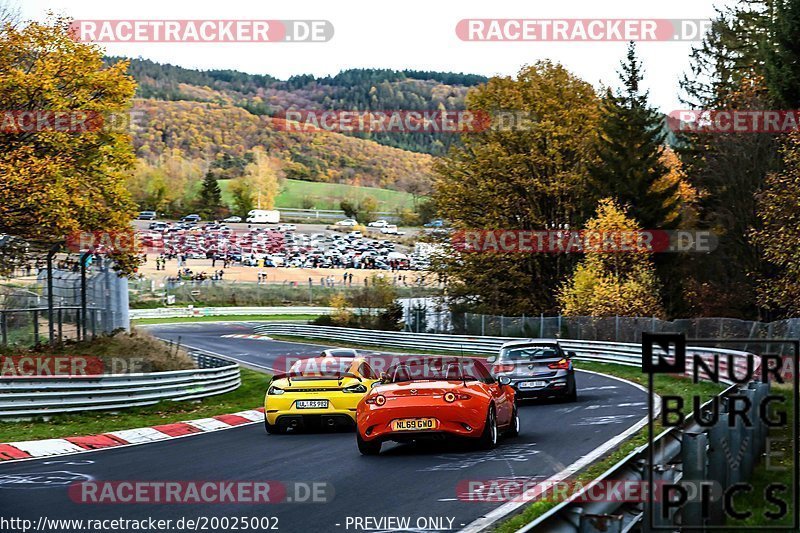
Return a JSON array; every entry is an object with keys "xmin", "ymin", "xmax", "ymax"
[{"xmin": 246, "ymin": 209, "xmax": 280, "ymax": 224}]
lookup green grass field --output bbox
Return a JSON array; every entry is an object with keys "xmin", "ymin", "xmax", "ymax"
[{"xmin": 219, "ymin": 178, "xmax": 417, "ymax": 212}]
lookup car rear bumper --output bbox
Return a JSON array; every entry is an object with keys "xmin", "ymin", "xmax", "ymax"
[
  {"xmin": 508, "ymin": 375, "xmax": 573, "ymax": 398},
  {"xmin": 357, "ymin": 403, "xmax": 487, "ymax": 442}
]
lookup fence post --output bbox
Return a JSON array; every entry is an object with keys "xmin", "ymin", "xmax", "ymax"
[
  {"xmin": 0, "ymin": 311, "xmax": 6, "ymax": 346},
  {"xmin": 47, "ymin": 246, "xmax": 57, "ymax": 345},
  {"xmin": 80, "ymin": 252, "xmax": 90, "ymax": 340},
  {"xmin": 32, "ymin": 309, "xmax": 39, "ymax": 345},
  {"xmin": 500, "ymin": 315, "xmax": 504, "ymax": 336},
  {"xmin": 615, "ymin": 315, "xmax": 619, "ymax": 341},
  {"xmin": 481, "ymin": 314, "xmax": 485, "ymax": 336},
  {"xmin": 57, "ymin": 307, "xmax": 63, "ymax": 344},
  {"xmin": 540, "ymin": 313, "xmax": 544, "ymax": 337}
]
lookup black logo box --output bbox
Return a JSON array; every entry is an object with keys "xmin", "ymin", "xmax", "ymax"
[{"xmin": 641, "ymin": 334, "xmax": 799, "ymax": 530}]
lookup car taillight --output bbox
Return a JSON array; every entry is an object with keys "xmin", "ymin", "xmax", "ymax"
[
  {"xmin": 366, "ymin": 394, "xmax": 386, "ymax": 406},
  {"xmin": 493, "ymin": 364, "xmax": 514, "ymax": 374},
  {"xmin": 444, "ymin": 392, "xmax": 471, "ymax": 403},
  {"xmin": 548, "ymin": 358, "xmax": 570, "ymax": 370}
]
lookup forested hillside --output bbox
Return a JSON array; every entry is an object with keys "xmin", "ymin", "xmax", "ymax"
[{"xmin": 112, "ymin": 57, "xmax": 486, "ymax": 155}]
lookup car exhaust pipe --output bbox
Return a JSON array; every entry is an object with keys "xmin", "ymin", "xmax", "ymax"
[{"xmin": 326, "ymin": 418, "xmax": 336, "ymax": 427}]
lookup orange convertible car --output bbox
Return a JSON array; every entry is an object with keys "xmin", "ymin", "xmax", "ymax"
[{"xmin": 355, "ymin": 356, "xmax": 519, "ymax": 455}]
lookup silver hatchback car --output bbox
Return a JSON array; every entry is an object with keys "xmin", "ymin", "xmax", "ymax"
[{"xmin": 487, "ymin": 339, "xmax": 577, "ymax": 401}]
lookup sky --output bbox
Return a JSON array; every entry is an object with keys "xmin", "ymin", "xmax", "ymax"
[{"xmin": 20, "ymin": 0, "xmax": 735, "ymax": 112}]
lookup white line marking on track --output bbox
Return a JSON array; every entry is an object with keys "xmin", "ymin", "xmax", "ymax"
[{"xmin": 458, "ymin": 369, "xmax": 660, "ymax": 533}]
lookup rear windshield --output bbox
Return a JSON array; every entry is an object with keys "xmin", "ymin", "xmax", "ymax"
[
  {"xmin": 500, "ymin": 345, "xmax": 560, "ymax": 361},
  {"xmin": 383, "ymin": 358, "xmax": 494, "ymax": 384}
]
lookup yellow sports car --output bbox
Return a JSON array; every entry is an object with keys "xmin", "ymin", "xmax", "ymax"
[{"xmin": 264, "ymin": 356, "xmax": 379, "ymax": 433}]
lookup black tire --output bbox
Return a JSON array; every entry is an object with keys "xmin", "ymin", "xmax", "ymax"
[
  {"xmin": 264, "ymin": 418, "xmax": 282, "ymax": 435},
  {"xmin": 564, "ymin": 376, "xmax": 578, "ymax": 402},
  {"xmin": 357, "ymin": 432, "xmax": 381, "ymax": 455},
  {"xmin": 505, "ymin": 405, "xmax": 520, "ymax": 437},
  {"xmin": 477, "ymin": 405, "xmax": 498, "ymax": 449}
]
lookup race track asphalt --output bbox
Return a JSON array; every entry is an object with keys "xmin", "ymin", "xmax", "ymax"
[{"xmin": 0, "ymin": 323, "xmax": 649, "ymax": 533}]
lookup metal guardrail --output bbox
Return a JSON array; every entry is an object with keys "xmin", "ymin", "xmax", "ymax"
[
  {"xmin": 0, "ymin": 352, "xmax": 240, "ymax": 418},
  {"xmin": 518, "ymin": 381, "xmax": 769, "ymax": 532},
  {"xmin": 255, "ymin": 324, "xmax": 767, "ymax": 531},
  {"xmin": 129, "ymin": 306, "xmax": 334, "ymax": 320},
  {"xmin": 253, "ymin": 324, "xmax": 754, "ymax": 376}
]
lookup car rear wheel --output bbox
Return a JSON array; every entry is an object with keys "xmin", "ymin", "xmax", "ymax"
[
  {"xmin": 505, "ymin": 405, "xmax": 520, "ymax": 437},
  {"xmin": 564, "ymin": 376, "xmax": 578, "ymax": 402},
  {"xmin": 478, "ymin": 406, "xmax": 498, "ymax": 449},
  {"xmin": 264, "ymin": 418, "xmax": 283, "ymax": 435},
  {"xmin": 357, "ymin": 432, "xmax": 381, "ymax": 455}
]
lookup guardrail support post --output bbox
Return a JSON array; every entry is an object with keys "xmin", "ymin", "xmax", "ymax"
[
  {"xmin": 707, "ymin": 409, "xmax": 729, "ymax": 525},
  {"xmin": 741, "ymin": 387, "xmax": 757, "ymax": 479},
  {"xmin": 727, "ymin": 396, "xmax": 743, "ymax": 487},
  {"xmin": 0, "ymin": 311, "xmax": 6, "ymax": 346},
  {"xmin": 681, "ymin": 431, "xmax": 708, "ymax": 529}
]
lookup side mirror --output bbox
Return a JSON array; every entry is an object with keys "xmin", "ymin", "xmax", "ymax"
[
  {"xmin": 370, "ymin": 380, "xmax": 382, "ymax": 388},
  {"xmin": 567, "ymin": 351, "xmax": 576, "ymax": 359},
  {"xmin": 498, "ymin": 376, "xmax": 512, "ymax": 386},
  {"xmin": 487, "ymin": 355, "xmax": 497, "ymax": 364}
]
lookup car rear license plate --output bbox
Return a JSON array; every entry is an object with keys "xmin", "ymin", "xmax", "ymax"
[
  {"xmin": 295, "ymin": 400, "xmax": 329, "ymax": 409},
  {"xmin": 520, "ymin": 381, "xmax": 547, "ymax": 388},
  {"xmin": 391, "ymin": 418, "xmax": 438, "ymax": 431}
]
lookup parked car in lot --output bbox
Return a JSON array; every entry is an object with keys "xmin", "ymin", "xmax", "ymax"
[
  {"xmin": 138, "ymin": 211, "xmax": 157, "ymax": 220},
  {"xmin": 356, "ymin": 356, "xmax": 518, "ymax": 455},
  {"xmin": 488, "ymin": 339, "xmax": 577, "ymax": 402},
  {"xmin": 222, "ymin": 216, "xmax": 242, "ymax": 223},
  {"xmin": 424, "ymin": 219, "xmax": 445, "ymax": 228},
  {"xmin": 368, "ymin": 219, "xmax": 389, "ymax": 228},
  {"xmin": 148, "ymin": 221, "xmax": 169, "ymax": 231},
  {"xmin": 276, "ymin": 223, "xmax": 296, "ymax": 231},
  {"xmin": 181, "ymin": 214, "xmax": 201, "ymax": 223},
  {"xmin": 380, "ymin": 225, "xmax": 405, "ymax": 235},
  {"xmin": 336, "ymin": 218, "xmax": 358, "ymax": 227}
]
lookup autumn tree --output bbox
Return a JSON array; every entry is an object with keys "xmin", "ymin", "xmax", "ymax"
[
  {"xmin": 751, "ymin": 132, "xmax": 800, "ymax": 316},
  {"xmin": 432, "ymin": 61, "xmax": 601, "ymax": 314},
  {"xmin": 230, "ymin": 147, "xmax": 282, "ymax": 211},
  {"xmin": 558, "ymin": 199, "xmax": 664, "ymax": 317},
  {"xmin": 0, "ymin": 16, "xmax": 139, "ymax": 273},
  {"xmin": 677, "ymin": 4, "xmax": 780, "ymax": 317}
]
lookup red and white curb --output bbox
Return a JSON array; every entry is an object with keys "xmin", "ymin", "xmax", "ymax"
[
  {"xmin": 221, "ymin": 334, "xmax": 273, "ymax": 340},
  {"xmin": 0, "ymin": 408, "xmax": 265, "ymax": 463}
]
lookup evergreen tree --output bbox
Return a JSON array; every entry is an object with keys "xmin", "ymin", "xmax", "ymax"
[
  {"xmin": 197, "ymin": 171, "xmax": 223, "ymax": 218},
  {"xmin": 764, "ymin": 0, "xmax": 800, "ymax": 107},
  {"xmin": 589, "ymin": 42, "xmax": 679, "ymax": 229}
]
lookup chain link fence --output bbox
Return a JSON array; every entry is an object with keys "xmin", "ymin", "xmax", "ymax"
[
  {"xmin": 1, "ymin": 254, "xmax": 129, "ymax": 348},
  {"xmin": 405, "ymin": 299, "xmax": 800, "ymax": 345}
]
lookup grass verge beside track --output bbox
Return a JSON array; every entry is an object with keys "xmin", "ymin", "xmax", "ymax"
[
  {"xmin": 132, "ymin": 314, "xmax": 321, "ymax": 325},
  {"xmin": 0, "ymin": 367, "xmax": 270, "ymax": 443}
]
